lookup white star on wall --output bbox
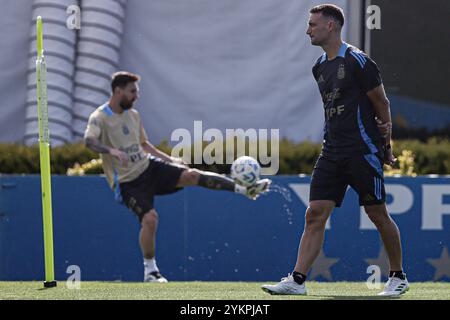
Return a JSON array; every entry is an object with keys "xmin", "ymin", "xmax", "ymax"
[
  {"xmin": 365, "ymin": 246, "xmax": 390, "ymax": 278},
  {"xmin": 427, "ymin": 247, "xmax": 450, "ymax": 281},
  {"xmin": 309, "ymin": 249, "xmax": 339, "ymax": 281}
]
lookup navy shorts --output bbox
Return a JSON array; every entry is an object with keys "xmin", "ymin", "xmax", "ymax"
[
  {"xmin": 309, "ymin": 153, "xmax": 385, "ymax": 207},
  {"xmin": 119, "ymin": 157, "xmax": 186, "ymax": 222}
]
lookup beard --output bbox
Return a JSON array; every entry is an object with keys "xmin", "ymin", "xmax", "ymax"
[{"xmin": 120, "ymin": 99, "xmax": 134, "ymax": 110}]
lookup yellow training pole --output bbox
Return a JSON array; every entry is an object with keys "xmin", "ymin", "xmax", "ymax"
[{"xmin": 36, "ymin": 16, "xmax": 57, "ymax": 288}]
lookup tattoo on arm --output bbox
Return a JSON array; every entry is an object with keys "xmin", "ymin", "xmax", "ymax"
[{"xmin": 85, "ymin": 137, "xmax": 111, "ymax": 154}]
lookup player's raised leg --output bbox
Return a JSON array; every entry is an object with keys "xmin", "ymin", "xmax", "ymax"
[
  {"xmin": 177, "ymin": 168, "xmax": 271, "ymax": 200},
  {"xmin": 140, "ymin": 209, "xmax": 167, "ymax": 283},
  {"xmin": 364, "ymin": 204, "xmax": 409, "ymax": 296},
  {"xmin": 261, "ymin": 200, "xmax": 334, "ymax": 295}
]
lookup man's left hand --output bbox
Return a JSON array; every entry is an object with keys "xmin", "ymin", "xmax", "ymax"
[{"xmin": 376, "ymin": 119, "xmax": 391, "ymax": 138}]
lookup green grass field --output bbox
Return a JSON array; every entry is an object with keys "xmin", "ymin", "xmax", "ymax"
[{"xmin": 0, "ymin": 281, "xmax": 449, "ymax": 300}]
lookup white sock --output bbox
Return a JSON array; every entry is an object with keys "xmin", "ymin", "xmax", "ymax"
[
  {"xmin": 144, "ymin": 258, "xmax": 159, "ymax": 273},
  {"xmin": 234, "ymin": 184, "xmax": 247, "ymax": 195}
]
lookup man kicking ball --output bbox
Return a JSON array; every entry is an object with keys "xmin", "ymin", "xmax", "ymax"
[{"xmin": 85, "ymin": 71, "xmax": 271, "ymax": 282}]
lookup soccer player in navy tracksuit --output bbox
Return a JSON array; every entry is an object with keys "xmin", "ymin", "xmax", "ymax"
[{"xmin": 262, "ymin": 4, "xmax": 409, "ymax": 296}]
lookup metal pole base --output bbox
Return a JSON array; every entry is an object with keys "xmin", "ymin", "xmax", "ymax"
[{"xmin": 43, "ymin": 281, "xmax": 57, "ymax": 288}]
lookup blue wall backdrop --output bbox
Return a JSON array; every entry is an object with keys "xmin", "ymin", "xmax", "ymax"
[{"xmin": 0, "ymin": 175, "xmax": 449, "ymax": 282}]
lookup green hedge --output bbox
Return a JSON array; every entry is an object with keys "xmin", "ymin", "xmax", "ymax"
[
  {"xmin": 393, "ymin": 138, "xmax": 450, "ymax": 175},
  {"xmin": 0, "ymin": 143, "xmax": 98, "ymax": 174},
  {"xmin": 1, "ymin": 138, "xmax": 449, "ymax": 175}
]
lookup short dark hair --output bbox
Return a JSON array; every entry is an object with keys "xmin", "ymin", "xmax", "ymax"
[
  {"xmin": 310, "ymin": 4, "xmax": 345, "ymax": 28},
  {"xmin": 111, "ymin": 71, "xmax": 140, "ymax": 93}
]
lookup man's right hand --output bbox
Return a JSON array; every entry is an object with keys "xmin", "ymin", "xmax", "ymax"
[
  {"xmin": 110, "ymin": 149, "xmax": 129, "ymax": 166},
  {"xmin": 383, "ymin": 146, "xmax": 397, "ymax": 166}
]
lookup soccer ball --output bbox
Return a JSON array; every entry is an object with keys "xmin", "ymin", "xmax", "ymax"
[{"xmin": 230, "ymin": 156, "xmax": 261, "ymax": 187}]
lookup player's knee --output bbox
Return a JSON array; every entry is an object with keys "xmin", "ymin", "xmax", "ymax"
[
  {"xmin": 305, "ymin": 205, "xmax": 328, "ymax": 228},
  {"xmin": 141, "ymin": 209, "xmax": 158, "ymax": 228},
  {"xmin": 180, "ymin": 169, "xmax": 201, "ymax": 186},
  {"xmin": 365, "ymin": 205, "xmax": 389, "ymax": 226}
]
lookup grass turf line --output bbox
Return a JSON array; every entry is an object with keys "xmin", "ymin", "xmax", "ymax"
[{"xmin": 0, "ymin": 281, "xmax": 448, "ymax": 300}]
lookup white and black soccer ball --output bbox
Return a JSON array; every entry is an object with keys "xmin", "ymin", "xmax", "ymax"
[{"xmin": 230, "ymin": 156, "xmax": 261, "ymax": 187}]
